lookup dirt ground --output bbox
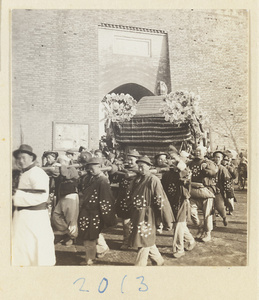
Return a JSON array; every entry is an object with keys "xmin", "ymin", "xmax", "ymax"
[{"xmin": 55, "ymin": 189, "xmax": 247, "ymax": 266}]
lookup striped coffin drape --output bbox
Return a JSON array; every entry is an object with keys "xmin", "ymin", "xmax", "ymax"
[{"xmin": 113, "ymin": 114, "xmax": 192, "ymax": 159}]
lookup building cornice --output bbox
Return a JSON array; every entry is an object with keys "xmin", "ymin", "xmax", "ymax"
[{"xmin": 99, "ymin": 23, "xmax": 167, "ymax": 34}]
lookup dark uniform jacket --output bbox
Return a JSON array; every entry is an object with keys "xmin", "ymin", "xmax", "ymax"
[
  {"xmin": 78, "ymin": 172, "xmax": 117, "ymax": 240},
  {"xmin": 216, "ymin": 165, "xmax": 234, "ymax": 199},
  {"xmin": 161, "ymin": 167, "xmax": 191, "ymax": 222},
  {"xmin": 115, "ymin": 165, "xmax": 138, "ymax": 219}
]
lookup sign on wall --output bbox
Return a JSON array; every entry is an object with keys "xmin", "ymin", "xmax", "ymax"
[{"xmin": 53, "ymin": 122, "xmax": 89, "ymax": 151}]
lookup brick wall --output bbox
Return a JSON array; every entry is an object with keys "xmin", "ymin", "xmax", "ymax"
[{"xmin": 12, "ymin": 9, "xmax": 248, "ymax": 159}]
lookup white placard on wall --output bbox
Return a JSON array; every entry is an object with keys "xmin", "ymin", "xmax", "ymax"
[{"xmin": 53, "ymin": 122, "xmax": 89, "ymax": 151}]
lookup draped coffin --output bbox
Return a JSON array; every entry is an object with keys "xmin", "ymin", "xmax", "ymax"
[{"xmin": 111, "ymin": 96, "xmax": 192, "ymax": 158}]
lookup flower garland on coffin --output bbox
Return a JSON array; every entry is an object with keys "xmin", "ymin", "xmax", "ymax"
[
  {"xmin": 160, "ymin": 91, "xmax": 207, "ymax": 145},
  {"xmin": 102, "ymin": 93, "xmax": 137, "ymax": 145}
]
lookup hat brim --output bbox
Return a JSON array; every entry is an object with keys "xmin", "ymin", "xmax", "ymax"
[
  {"xmin": 136, "ymin": 159, "xmax": 153, "ymax": 166},
  {"xmin": 213, "ymin": 151, "xmax": 225, "ymax": 157},
  {"xmin": 13, "ymin": 149, "xmax": 37, "ymax": 161},
  {"xmin": 43, "ymin": 151, "xmax": 58, "ymax": 159},
  {"xmin": 154, "ymin": 153, "xmax": 169, "ymax": 159}
]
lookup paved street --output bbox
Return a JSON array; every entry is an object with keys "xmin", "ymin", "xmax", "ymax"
[{"xmin": 55, "ymin": 189, "xmax": 247, "ymax": 266}]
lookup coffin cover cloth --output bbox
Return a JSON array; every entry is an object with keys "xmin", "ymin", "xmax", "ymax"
[{"xmin": 111, "ymin": 96, "xmax": 192, "ymax": 158}]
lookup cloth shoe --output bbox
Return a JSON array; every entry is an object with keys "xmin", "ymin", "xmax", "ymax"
[
  {"xmin": 80, "ymin": 259, "xmax": 95, "ymax": 266},
  {"xmin": 96, "ymin": 247, "xmax": 109, "ymax": 258},
  {"xmin": 201, "ymin": 232, "xmax": 211, "ymax": 242},
  {"xmin": 173, "ymin": 251, "xmax": 185, "ymax": 258},
  {"xmin": 86, "ymin": 259, "xmax": 94, "ymax": 265},
  {"xmin": 184, "ymin": 240, "xmax": 196, "ymax": 251}
]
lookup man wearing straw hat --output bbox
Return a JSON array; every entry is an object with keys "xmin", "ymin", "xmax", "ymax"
[{"xmin": 12, "ymin": 144, "xmax": 56, "ymax": 266}]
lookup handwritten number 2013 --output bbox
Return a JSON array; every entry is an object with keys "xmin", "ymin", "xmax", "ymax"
[{"xmin": 73, "ymin": 276, "xmax": 148, "ymax": 293}]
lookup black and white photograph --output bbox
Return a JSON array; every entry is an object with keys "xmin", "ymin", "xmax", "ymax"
[{"xmin": 11, "ymin": 9, "xmax": 249, "ymax": 268}]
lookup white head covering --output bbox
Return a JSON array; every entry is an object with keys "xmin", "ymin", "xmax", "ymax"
[
  {"xmin": 180, "ymin": 150, "xmax": 190, "ymax": 158},
  {"xmin": 195, "ymin": 145, "xmax": 207, "ymax": 155}
]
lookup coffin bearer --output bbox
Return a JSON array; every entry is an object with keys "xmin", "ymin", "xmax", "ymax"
[
  {"xmin": 51, "ymin": 164, "xmax": 80, "ymax": 246},
  {"xmin": 115, "ymin": 149, "xmax": 140, "ymax": 249},
  {"xmin": 43, "ymin": 150, "xmax": 59, "ymax": 167},
  {"xmin": 127, "ymin": 155, "xmax": 174, "ymax": 266},
  {"xmin": 78, "ymin": 158, "xmax": 117, "ymax": 265},
  {"xmin": 12, "ymin": 144, "xmax": 56, "ymax": 266},
  {"xmin": 188, "ymin": 145, "xmax": 218, "ymax": 242},
  {"xmin": 65, "ymin": 149, "xmax": 75, "ymax": 165},
  {"xmin": 94, "ymin": 149, "xmax": 118, "ymax": 180},
  {"xmin": 162, "ymin": 152, "xmax": 195, "ymax": 258},
  {"xmin": 42, "ymin": 150, "xmax": 60, "ymax": 213},
  {"xmin": 154, "ymin": 152, "xmax": 170, "ymax": 180}
]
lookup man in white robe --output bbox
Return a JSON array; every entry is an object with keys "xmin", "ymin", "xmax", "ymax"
[{"xmin": 12, "ymin": 144, "xmax": 56, "ymax": 266}]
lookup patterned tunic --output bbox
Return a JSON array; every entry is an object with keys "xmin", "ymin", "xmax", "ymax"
[
  {"xmin": 188, "ymin": 158, "xmax": 218, "ymax": 183},
  {"xmin": 78, "ymin": 172, "xmax": 117, "ymax": 240},
  {"xmin": 216, "ymin": 165, "xmax": 234, "ymax": 199},
  {"xmin": 188, "ymin": 158, "xmax": 218, "ymax": 195},
  {"xmin": 115, "ymin": 166, "xmax": 138, "ymax": 219},
  {"xmin": 161, "ymin": 167, "xmax": 191, "ymax": 222},
  {"xmin": 127, "ymin": 174, "xmax": 174, "ymax": 248}
]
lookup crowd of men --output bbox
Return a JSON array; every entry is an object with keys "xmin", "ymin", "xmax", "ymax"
[{"xmin": 11, "ymin": 142, "xmax": 248, "ymax": 266}]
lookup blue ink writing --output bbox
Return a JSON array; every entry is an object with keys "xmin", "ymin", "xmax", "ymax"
[
  {"xmin": 136, "ymin": 276, "xmax": 148, "ymax": 292},
  {"xmin": 73, "ymin": 278, "xmax": 89, "ymax": 292},
  {"xmin": 121, "ymin": 275, "xmax": 127, "ymax": 294},
  {"xmin": 98, "ymin": 277, "xmax": 108, "ymax": 294}
]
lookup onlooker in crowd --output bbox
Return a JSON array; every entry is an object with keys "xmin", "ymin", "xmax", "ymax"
[
  {"xmin": 213, "ymin": 151, "xmax": 233, "ymax": 225},
  {"xmin": 238, "ymin": 152, "xmax": 248, "ymax": 190},
  {"xmin": 222, "ymin": 152, "xmax": 237, "ymax": 214},
  {"xmin": 12, "ymin": 144, "xmax": 56, "ymax": 266},
  {"xmin": 127, "ymin": 155, "xmax": 174, "ymax": 266}
]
